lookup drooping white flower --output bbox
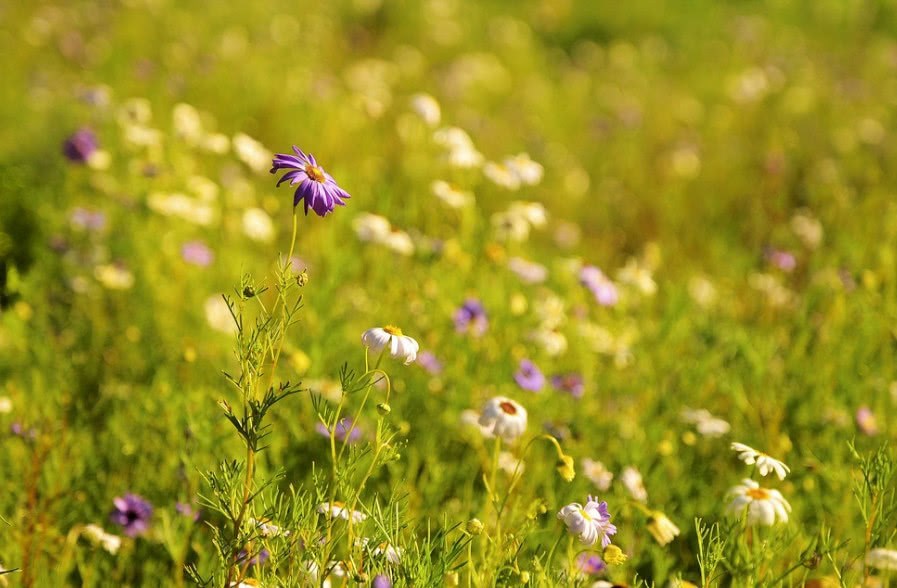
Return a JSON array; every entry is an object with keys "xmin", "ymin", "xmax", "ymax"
[
  {"xmin": 361, "ymin": 326, "xmax": 419, "ymax": 365},
  {"xmin": 681, "ymin": 408, "xmax": 730, "ymax": 438},
  {"xmin": 727, "ymin": 478, "xmax": 791, "ymax": 526},
  {"xmin": 557, "ymin": 496, "xmax": 617, "ymax": 547},
  {"xmin": 621, "ymin": 466, "xmax": 648, "ymax": 503},
  {"xmin": 866, "ymin": 548, "xmax": 897, "ymax": 571},
  {"xmin": 646, "ymin": 511, "xmax": 680, "ymax": 546},
  {"xmin": 317, "ymin": 502, "xmax": 367, "ymax": 523},
  {"xmin": 730, "ymin": 442, "xmax": 790, "ymax": 480},
  {"xmin": 478, "ymin": 397, "xmax": 527, "ymax": 442}
]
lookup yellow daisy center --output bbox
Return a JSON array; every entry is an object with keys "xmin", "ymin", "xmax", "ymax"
[
  {"xmin": 383, "ymin": 325, "xmax": 403, "ymax": 336},
  {"xmin": 305, "ymin": 163, "xmax": 326, "ymax": 183},
  {"xmin": 746, "ymin": 487, "xmax": 770, "ymax": 500}
]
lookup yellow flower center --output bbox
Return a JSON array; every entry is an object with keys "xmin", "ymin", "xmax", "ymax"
[
  {"xmin": 746, "ymin": 487, "xmax": 770, "ymax": 500},
  {"xmin": 383, "ymin": 325, "xmax": 403, "ymax": 336},
  {"xmin": 305, "ymin": 163, "xmax": 326, "ymax": 183},
  {"xmin": 579, "ymin": 507, "xmax": 592, "ymax": 521}
]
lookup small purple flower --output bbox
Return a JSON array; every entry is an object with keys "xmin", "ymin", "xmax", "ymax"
[
  {"xmin": 551, "ymin": 373, "xmax": 584, "ymax": 399},
  {"xmin": 175, "ymin": 502, "xmax": 201, "ymax": 522},
  {"xmin": 110, "ymin": 493, "xmax": 153, "ymax": 537},
  {"xmin": 372, "ymin": 574, "xmax": 392, "ymax": 588},
  {"xmin": 316, "ymin": 417, "xmax": 363, "ymax": 444},
  {"xmin": 416, "ymin": 351, "xmax": 443, "ymax": 375},
  {"xmin": 575, "ymin": 553, "xmax": 606, "ymax": 576},
  {"xmin": 63, "ymin": 128, "xmax": 99, "ymax": 163},
  {"xmin": 270, "ymin": 146, "xmax": 350, "ymax": 217},
  {"xmin": 181, "ymin": 241, "xmax": 214, "ymax": 267},
  {"xmin": 765, "ymin": 248, "xmax": 796, "ymax": 272},
  {"xmin": 514, "ymin": 359, "xmax": 545, "ymax": 392},
  {"xmin": 237, "ymin": 548, "xmax": 270, "ymax": 567},
  {"xmin": 454, "ymin": 298, "xmax": 488, "ymax": 337},
  {"xmin": 69, "ymin": 207, "xmax": 106, "ymax": 231},
  {"xmin": 580, "ymin": 265, "xmax": 618, "ymax": 306}
]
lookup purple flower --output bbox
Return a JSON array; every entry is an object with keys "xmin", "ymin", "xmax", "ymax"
[
  {"xmin": 316, "ymin": 417, "xmax": 362, "ymax": 444},
  {"xmin": 416, "ymin": 351, "xmax": 443, "ymax": 375},
  {"xmin": 575, "ymin": 553, "xmax": 606, "ymax": 576},
  {"xmin": 372, "ymin": 574, "xmax": 392, "ymax": 588},
  {"xmin": 765, "ymin": 248, "xmax": 796, "ymax": 272},
  {"xmin": 454, "ymin": 298, "xmax": 488, "ymax": 337},
  {"xmin": 110, "ymin": 493, "xmax": 153, "ymax": 537},
  {"xmin": 69, "ymin": 207, "xmax": 106, "ymax": 231},
  {"xmin": 270, "ymin": 146, "xmax": 350, "ymax": 217},
  {"xmin": 181, "ymin": 241, "xmax": 214, "ymax": 267},
  {"xmin": 551, "ymin": 373, "xmax": 584, "ymax": 399},
  {"xmin": 580, "ymin": 265, "xmax": 618, "ymax": 306},
  {"xmin": 175, "ymin": 502, "xmax": 201, "ymax": 522},
  {"xmin": 856, "ymin": 406, "xmax": 879, "ymax": 436},
  {"xmin": 63, "ymin": 128, "xmax": 99, "ymax": 163},
  {"xmin": 237, "ymin": 548, "xmax": 270, "ymax": 567},
  {"xmin": 514, "ymin": 359, "xmax": 545, "ymax": 392}
]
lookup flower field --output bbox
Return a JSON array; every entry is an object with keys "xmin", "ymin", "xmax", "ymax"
[{"xmin": 1, "ymin": 0, "xmax": 897, "ymax": 586}]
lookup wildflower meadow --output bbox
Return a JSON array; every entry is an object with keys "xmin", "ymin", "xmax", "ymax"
[{"xmin": 2, "ymin": 1, "xmax": 897, "ymax": 586}]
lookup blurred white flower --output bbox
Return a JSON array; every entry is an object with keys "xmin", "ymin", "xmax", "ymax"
[
  {"xmin": 0, "ymin": 397, "xmax": 12, "ymax": 414},
  {"xmin": 433, "ymin": 126, "xmax": 483, "ymax": 168},
  {"xmin": 361, "ymin": 326, "xmax": 419, "ymax": 364},
  {"xmin": 498, "ymin": 451, "xmax": 524, "ymax": 475},
  {"xmin": 250, "ymin": 517, "xmax": 290, "ymax": 537},
  {"xmin": 730, "ymin": 442, "xmax": 790, "ymax": 480},
  {"xmin": 688, "ymin": 276, "xmax": 717, "ymax": 307},
  {"xmin": 505, "ymin": 153, "xmax": 544, "ymax": 186},
  {"xmin": 242, "ymin": 208, "xmax": 275, "ymax": 242},
  {"xmin": 791, "ymin": 210, "xmax": 823, "ymax": 249},
  {"xmin": 508, "ymin": 257, "xmax": 548, "ymax": 284},
  {"xmin": 727, "ymin": 478, "xmax": 790, "ymax": 526},
  {"xmin": 233, "ymin": 133, "xmax": 271, "ymax": 173},
  {"xmin": 353, "ymin": 213, "xmax": 392, "ymax": 242},
  {"xmin": 317, "ymin": 502, "xmax": 367, "ymax": 523},
  {"xmin": 621, "ymin": 466, "xmax": 648, "ymax": 502},
  {"xmin": 410, "ymin": 93, "xmax": 441, "ymax": 127},
  {"xmin": 431, "ymin": 180, "xmax": 473, "ymax": 209},
  {"xmin": 866, "ymin": 548, "xmax": 897, "ymax": 571},
  {"xmin": 201, "ymin": 132, "xmax": 230, "ymax": 154},
  {"xmin": 483, "ymin": 161, "xmax": 521, "ymax": 190},
  {"xmin": 617, "ymin": 259, "xmax": 657, "ymax": 296},
  {"xmin": 479, "ymin": 397, "xmax": 527, "ymax": 442},
  {"xmin": 172, "ymin": 102, "xmax": 203, "ymax": 143},
  {"xmin": 383, "ymin": 230, "xmax": 415, "ymax": 256},
  {"xmin": 373, "ymin": 541, "xmax": 404, "ymax": 564},
  {"xmin": 681, "ymin": 408, "xmax": 730, "ymax": 438},
  {"xmin": 581, "ymin": 458, "xmax": 613, "ymax": 491},
  {"xmin": 82, "ymin": 524, "xmax": 122, "ymax": 554},
  {"xmin": 204, "ymin": 295, "xmax": 237, "ymax": 335},
  {"xmin": 147, "ymin": 192, "xmax": 215, "ymax": 226},
  {"xmin": 530, "ymin": 328, "xmax": 567, "ymax": 357}
]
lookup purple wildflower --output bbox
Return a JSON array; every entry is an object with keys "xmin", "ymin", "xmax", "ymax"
[
  {"xmin": 237, "ymin": 548, "xmax": 270, "ymax": 567},
  {"xmin": 416, "ymin": 351, "xmax": 443, "ymax": 375},
  {"xmin": 551, "ymin": 373, "xmax": 584, "ymax": 399},
  {"xmin": 765, "ymin": 248, "xmax": 796, "ymax": 272},
  {"xmin": 181, "ymin": 241, "xmax": 214, "ymax": 267},
  {"xmin": 580, "ymin": 265, "xmax": 618, "ymax": 306},
  {"xmin": 316, "ymin": 418, "xmax": 362, "ymax": 444},
  {"xmin": 110, "ymin": 493, "xmax": 153, "ymax": 537},
  {"xmin": 575, "ymin": 553, "xmax": 606, "ymax": 576},
  {"xmin": 514, "ymin": 359, "xmax": 545, "ymax": 392},
  {"xmin": 69, "ymin": 207, "xmax": 106, "ymax": 231},
  {"xmin": 454, "ymin": 298, "xmax": 488, "ymax": 337},
  {"xmin": 856, "ymin": 406, "xmax": 879, "ymax": 436},
  {"xmin": 372, "ymin": 574, "xmax": 392, "ymax": 588},
  {"xmin": 270, "ymin": 146, "xmax": 350, "ymax": 217},
  {"xmin": 63, "ymin": 128, "xmax": 99, "ymax": 163}
]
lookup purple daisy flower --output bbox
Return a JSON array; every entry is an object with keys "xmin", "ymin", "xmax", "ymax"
[
  {"xmin": 454, "ymin": 298, "xmax": 488, "ymax": 337},
  {"xmin": 110, "ymin": 493, "xmax": 153, "ymax": 537},
  {"xmin": 514, "ymin": 359, "xmax": 545, "ymax": 392},
  {"xmin": 237, "ymin": 547, "xmax": 270, "ymax": 567},
  {"xmin": 181, "ymin": 241, "xmax": 214, "ymax": 267},
  {"xmin": 764, "ymin": 248, "xmax": 796, "ymax": 272},
  {"xmin": 575, "ymin": 553, "xmax": 606, "ymax": 576},
  {"xmin": 551, "ymin": 373, "xmax": 584, "ymax": 399},
  {"xmin": 175, "ymin": 502, "xmax": 201, "ymax": 522},
  {"xmin": 580, "ymin": 265, "xmax": 618, "ymax": 306},
  {"xmin": 316, "ymin": 417, "xmax": 362, "ymax": 444},
  {"xmin": 372, "ymin": 574, "xmax": 392, "ymax": 588},
  {"xmin": 270, "ymin": 146, "xmax": 350, "ymax": 217},
  {"xmin": 63, "ymin": 128, "xmax": 99, "ymax": 163}
]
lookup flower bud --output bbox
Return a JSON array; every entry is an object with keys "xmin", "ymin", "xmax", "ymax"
[
  {"xmin": 296, "ymin": 269, "xmax": 309, "ymax": 287},
  {"xmin": 377, "ymin": 403, "xmax": 392, "ymax": 416},
  {"xmin": 242, "ymin": 285, "xmax": 256, "ymax": 298},
  {"xmin": 603, "ymin": 545, "xmax": 627, "ymax": 566},
  {"xmin": 519, "ymin": 571, "xmax": 530, "ymax": 584},
  {"xmin": 556, "ymin": 454, "xmax": 575, "ymax": 482},
  {"xmin": 466, "ymin": 518, "xmax": 484, "ymax": 536}
]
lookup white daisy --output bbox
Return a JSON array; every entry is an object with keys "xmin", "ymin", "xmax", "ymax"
[
  {"xmin": 730, "ymin": 442, "xmax": 790, "ymax": 480},
  {"xmin": 557, "ymin": 496, "xmax": 617, "ymax": 547},
  {"xmin": 361, "ymin": 326, "xmax": 419, "ymax": 365},
  {"xmin": 431, "ymin": 180, "xmax": 473, "ymax": 209},
  {"xmin": 410, "ymin": 93, "xmax": 441, "ymax": 127},
  {"xmin": 317, "ymin": 502, "xmax": 367, "ymax": 523},
  {"xmin": 727, "ymin": 478, "xmax": 791, "ymax": 526},
  {"xmin": 866, "ymin": 548, "xmax": 897, "ymax": 571},
  {"xmin": 581, "ymin": 458, "xmax": 613, "ymax": 491},
  {"xmin": 478, "ymin": 397, "xmax": 527, "ymax": 442},
  {"xmin": 621, "ymin": 466, "xmax": 648, "ymax": 502}
]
